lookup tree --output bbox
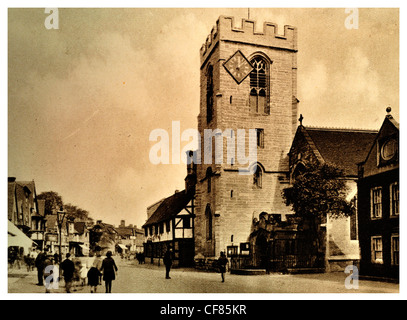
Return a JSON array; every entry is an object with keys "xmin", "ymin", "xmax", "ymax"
[
  {"xmin": 37, "ymin": 191, "xmax": 63, "ymax": 215},
  {"xmin": 283, "ymin": 163, "xmax": 352, "ymax": 221},
  {"xmin": 64, "ymin": 203, "xmax": 90, "ymax": 222}
]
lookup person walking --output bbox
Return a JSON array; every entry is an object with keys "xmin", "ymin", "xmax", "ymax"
[
  {"xmin": 60, "ymin": 253, "xmax": 75, "ymax": 293},
  {"xmin": 100, "ymin": 251, "xmax": 118, "ymax": 293},
  {"xmin": 34, "ymin": 249, "xmax": 46, "ymax": 286},
  {"xmin": 163, "ymin": 247, "xmax": 174, "ymax": 280},
  {"xmin": 87, "ymin": 256, "xmax": 102, "ymax": 293},
  {"xmin": 218, "ymin": 251, "xmax": 229, "ymax": 283},
  {"xmin": 43, "ymin": 253, "xmax": 53, "ymax": 293}
]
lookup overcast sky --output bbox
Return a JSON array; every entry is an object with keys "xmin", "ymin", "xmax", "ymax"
[{"xmin": 7, "ymin": 8, "xmax": 399, "ymax": 228}]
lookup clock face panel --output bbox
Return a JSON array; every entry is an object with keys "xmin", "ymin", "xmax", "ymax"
[
  {"xmin": 381, "ymin": 138, "xmax": 398, "ymax": 161},
  {"xmin": 223, "ymin": 50, "xmax": 253, "ymax": 84}
]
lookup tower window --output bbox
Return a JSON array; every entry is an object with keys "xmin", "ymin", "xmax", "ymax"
[
  {"xmin": 253, "ymin": 164, "xmax": 263, "ymax": 188},
  {"xmin": 206, "ymin": 65, "xmax": 214, "ymax": 123},
  {"xmin": 256, "ymin": 129, "xmax": 264, "ymax": 148},
  {"xmin": 249, "ymin": 57, "xmax": 270, "ymax": 114},
  {"xmin": 206, "ymin": 167, "xmax": 212, "ymax": 193},
  {"xmin": 205, "ymin": 204, "xmax": 213, "ymax": 240}
]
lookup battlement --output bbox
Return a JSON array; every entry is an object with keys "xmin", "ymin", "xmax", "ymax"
[{"xmin": 200, "ymin": 16, "xmax": 297, "ymax": 65}]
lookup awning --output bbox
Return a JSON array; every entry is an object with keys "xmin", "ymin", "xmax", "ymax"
[
  {"xmin": 117, "ymin": 244, "xmax": 127, "ymax": 250},
  {"xmin": 8, "ymin": 221, "xmax": 36, "ymax": 253}
]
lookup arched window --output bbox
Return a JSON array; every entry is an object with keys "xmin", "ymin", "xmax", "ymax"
[
  {"xmin": 249, "ymin": 56, "xmax": 270, "ymax": 114},
  {"xmin": 292, "ymin": 162, "xmax": 305, "ymax": 181},
  {"xmin": 205, "ymin": 204, "xmax": 213, "ymax": 240},
  {"xmin": 206, "ymin": 65, "xmax": 214, "ymax": 123},
  {"xmin": 253, "ymin": 164, "xmax": 263, "ymax": 188},
  {"xmin": 206, "ymin": 167, "xmax": 212, "ymax": 193}
]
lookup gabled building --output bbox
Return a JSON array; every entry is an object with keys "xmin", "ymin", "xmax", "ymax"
[
  {"xmin": 116, "ymin": 220, "xmax": 145, "ymax": 253},
  {"xmin": 357, "ymin": 109, "xmax": 399, "ymax": 280},
  {"xmin": 288, "ymin": 123, "xmax": 378, "ymax": 270},
  {"xmin": 8, "ymin": 177, "xmax": 46, "ymax": 250},
  {"xmin": 143, "ymin": 189, "xmax": 195, "ymax": 267},
  {"xmin": 89, "ymin": 220, "xmax": 118, "ymax": 255},
  {"xmin": 68, "ymin": 221, "xmax": 90, "ymax": 257}
]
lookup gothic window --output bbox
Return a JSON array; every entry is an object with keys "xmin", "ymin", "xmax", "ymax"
[
  {"xmin": 205, "ymin": 204, "xmax": 213, "ymax": 240},
  {"xmin": 206, "ymin": 65, "xmax": 214, "ymax": 123},
  {"xmin": 249, "ymin": 56, "xmax": 270, "ymax": 114},
  {"xmin": 253, "ymin": 164, "xmax": 263, "ymax": 188},
  {"xmin": 292, "ymin": 162, "xmax": 305, "ymax": 182}
]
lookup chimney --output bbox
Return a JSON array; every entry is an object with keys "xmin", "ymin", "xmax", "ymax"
[{"xmin": 120, "ymin": 220, "xmax": 125, "ymax": 227}]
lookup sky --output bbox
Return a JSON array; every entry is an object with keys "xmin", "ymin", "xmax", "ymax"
[{"xmin": 7, "ymin": 7, "xmax": 399, "ymax": 229}]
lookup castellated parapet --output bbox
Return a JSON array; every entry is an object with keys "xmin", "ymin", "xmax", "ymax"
[{"xmin": 200, "ymin": 15, "xmax": 297, "ymax": 67}]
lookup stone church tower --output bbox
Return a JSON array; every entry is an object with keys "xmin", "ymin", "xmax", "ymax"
[{"xmin": 194, "ymin": 16, "xmax": 298, "ymax": 258}]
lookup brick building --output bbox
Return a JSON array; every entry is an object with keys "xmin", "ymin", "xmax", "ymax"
[{"xmin": 357, "ymin": 110, "xmax": 399, "ymax": 280}]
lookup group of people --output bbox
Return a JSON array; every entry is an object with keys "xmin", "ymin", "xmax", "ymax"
[
  {"xmin": 60, "ymin": 251, "xmax": 118, "ymax": 293},
  {"xmin": 31, "ymin": 246, "xmax": 229, "ymax": 293},
  {"xmin": 163, "ymin": 247, "xmax": 229, "ymax": 283},
  {"xmin": 34, "ymin": 249, "xmax": 118, "ymax": 293}
]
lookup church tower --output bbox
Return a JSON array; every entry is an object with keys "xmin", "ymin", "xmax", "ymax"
[{"xmin": 194, "ymin": 16, "xmax": 298, "ymax": 258}]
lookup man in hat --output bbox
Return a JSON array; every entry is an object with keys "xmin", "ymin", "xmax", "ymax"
[
  {"xmin": 60, "ymin": 253, "xmax": 75, "ymax": 293},
  {"xmin": 163, "ymin": 247, "xmax": 174, "ymax": 279}
]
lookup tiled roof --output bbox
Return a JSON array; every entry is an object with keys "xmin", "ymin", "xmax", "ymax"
[
  {"xmin": 304, "ymin": 127, "xmax": 378, "ymax": 177},
  {"xmin": 116, "ymin": 227, "xmax": 134, "ymax": 237},
  {"xmin": 143, "ymin": 190, "xmax": 194, "ymax": 227}
]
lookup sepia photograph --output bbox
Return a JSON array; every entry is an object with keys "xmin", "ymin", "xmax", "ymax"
[{"xmin": 4, "ymin": 4, "xmax": 401, "ymax": 301}]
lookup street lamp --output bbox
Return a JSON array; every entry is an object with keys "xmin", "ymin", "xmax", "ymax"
[{"xmin": 56, "ymin": 206, "xmax": 66, "ymax": 264}]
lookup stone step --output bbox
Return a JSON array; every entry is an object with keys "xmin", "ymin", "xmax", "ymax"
[
  {"xmin": 230, "ymin": 269, "xmax": 267, "ymax": 275},
  {"xmin": 286, "ymin": 268, "xmax": 325, "ymax": 274}
]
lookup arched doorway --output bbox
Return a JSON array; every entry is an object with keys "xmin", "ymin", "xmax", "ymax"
[{"xmin": 255, "ymin": 232, "xmax": 268, "ymax": 268}]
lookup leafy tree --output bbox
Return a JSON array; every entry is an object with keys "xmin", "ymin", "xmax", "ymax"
[
  {"xmin": 283, "ymin": 163, "xmax": 352, "ymax": 221},
  {"xmin": 37, "ymin": 191, "xmax": 63, "ymax": 215},
  {"xmin": 64, "ymin": 203, "xmax": 90, "ymax": 221}
]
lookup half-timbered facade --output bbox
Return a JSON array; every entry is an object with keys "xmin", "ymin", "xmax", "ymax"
[{"xmin": 143, "ymin": 189, "xmax": 195, "ymax": 267}]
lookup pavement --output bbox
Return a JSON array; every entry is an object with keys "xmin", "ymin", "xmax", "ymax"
[{"xmin": 7, "ymin": 256, "xmax": 400, "ymax": 294}]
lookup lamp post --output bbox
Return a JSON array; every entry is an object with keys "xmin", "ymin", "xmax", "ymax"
[{"xmin": 56, "ymin": 206, "xmax": 66, "ymax": 264}]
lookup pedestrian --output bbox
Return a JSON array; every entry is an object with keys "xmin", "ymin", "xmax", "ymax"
[
  {"xmin": 34, "ymin": 248, "xmax": 46, "ymax": 286},
  {"xmin": 60, "ymin": 253, "xmax": 75, "ymax": 293},
  {"xmin": 100, "ymin": 251, "xmax": 118, "ymax": 293},
  {"xmin": 87, "ymin": 258, "xmax": 102, "ymax": 293},
  {"xmin": 92, "ymin": 251, "xmax": 103, "ymax": 285},
  {"xmin": 163, "ymin": 247, "xmax": 174, "ymax": 280},
  {"xmin": 43, "ymin": 253, "xmax": 53, "ymax": 293},
  {"xmin": 218, "ymin": 251, "xmax": 229, "ymax": 283},
  {"xmin": 80, "ymin": 262, "xmax": 88, "ymax": 286},
  {"xmin": 53, "ymin": 253, "xmax": 60, "ymax": 265}
]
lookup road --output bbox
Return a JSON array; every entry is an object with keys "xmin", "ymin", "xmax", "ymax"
[{"xmin": 8, "ymin": 257, "xmax": 399, "ymax": 294}]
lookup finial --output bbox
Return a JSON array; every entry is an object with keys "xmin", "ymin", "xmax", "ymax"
[
  {"xmin": 386, "ymin": 106, "xmax": 392, "ymax": 115},
  {"xmin": 299, "ymin": 114, "xmax": 304, "ymax": 126}
]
